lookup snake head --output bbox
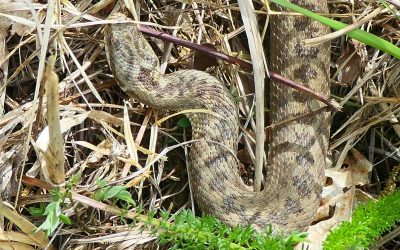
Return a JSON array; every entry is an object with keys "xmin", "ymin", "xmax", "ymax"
[{"xmin": 104, "ymin": 12, "xmax": 160, "ymax": 97}]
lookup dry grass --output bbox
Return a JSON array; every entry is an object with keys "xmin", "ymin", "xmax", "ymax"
[{"xmin": 0, "ymin": 0, "xmax": 399, "ymax": 249}]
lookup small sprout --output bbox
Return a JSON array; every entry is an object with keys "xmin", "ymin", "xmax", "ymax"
[{"xmin": 93, "ymin": 185, "xmax": 136, "ymax": 207}]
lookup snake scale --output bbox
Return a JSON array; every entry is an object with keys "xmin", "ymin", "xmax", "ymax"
[{"xmin": 104, "ymin": 0, "xmax": 330, "ymax": 233}]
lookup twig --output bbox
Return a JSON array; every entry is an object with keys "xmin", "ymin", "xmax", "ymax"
[{"xmin": 139, "ymin": 25, "xmax": 341, "ymax": 112}]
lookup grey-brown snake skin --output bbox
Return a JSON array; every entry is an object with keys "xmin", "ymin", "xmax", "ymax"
[{"xmin": 105, "ymin": 1, "xmax": 331, "ymax": 233}]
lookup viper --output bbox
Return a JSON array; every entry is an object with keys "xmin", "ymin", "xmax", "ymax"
[{"xmin": 104, "ymin": 0, "xmax": 330, "ymax": 233}]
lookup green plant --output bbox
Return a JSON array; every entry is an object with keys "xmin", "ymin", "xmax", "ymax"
[
  {"xmin": 34, "ymin": 176, "xmax": 306, "ymax": 248},
  {"xmin": 32, "ymin": 187, "xmax": 72, "ymax": 236},
  {"xmin": 93, "ymin": 179, "xmax": 135, "ymax": 207},
  {"xmin": 30, "ymin": 174, "xmax": 80, "ymax": 236},
  {"xmin": 28, "ymin": 202, "xmax": 47, "ymax": 217},
  {"xmin": 156, "ymin": 210, "xmax": 307, "ymax": 250},
  {"xmin": 324, "ymin": 190, "xmax": 400, "ymax": 249}
]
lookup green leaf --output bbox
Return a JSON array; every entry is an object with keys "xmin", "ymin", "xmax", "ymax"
[
  {"xmin": 28, "ymin": 203, "xmax": 46, "ymax": 217},
  {"xmin": 102, "ymin": 186, "xmax": 127, "ymax": 200},
  {"xmin": 115, "ymin": 190, "xmax": 136, "ymax": 205},
  {"xmin": 43, "ymin": 202, "xmax": 61, "ymax": 217},
  {"xmin": 96, "ymin": 179, "xmax": 108, "ymax": 188},
  {"xmin": 270, "ymin": 0, "xmax": 400, "ymax": 59},
  {"xmin": 93, "ymin": 189, "xmax": 105, "ymax": 201},
  {"xmin": 50, "ymin": 187, "xmax": 62, "ymax": 201},
  {"xmin": 36, "ymin": 202, "xmax": 61, "ymax": 236},
  {"xmin": 94, "ymin": 185, "xmax": 126, "ymax": 201},
  {"xmin": 93, "ymin": 185, "xmax": 135, "ymax": 206},
  {"xmin": 177, "ymin": 117, "xmax": 191, "ymax": 128},
  {"xmin": 284, "ymin": 231, "xmax": 308, "ymax": 245},
  {"xmin": 70, "ymin": 173, "xmax": 81, "ymax": 184},
  {"xmin": 59, "ymin": 214, "xmax": 72, "ymax": 225}
]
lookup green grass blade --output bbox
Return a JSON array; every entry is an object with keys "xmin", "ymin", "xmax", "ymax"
[{"xmin": 270, "ymin": 0, "xmax": 400, "ymax": 59}]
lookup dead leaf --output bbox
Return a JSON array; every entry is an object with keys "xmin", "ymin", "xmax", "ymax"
[
  {"xmin": 336, "ymin": 44, "xmax": 362, "ymax": 86},
  {"xmin": 298, "ymin": 149, "xmax": 373, "ymax": 250}
]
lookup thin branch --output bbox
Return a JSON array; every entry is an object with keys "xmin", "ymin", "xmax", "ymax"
[{"xmin": 139, "ymin": 25, "xmax": 341, "ymax": 112}]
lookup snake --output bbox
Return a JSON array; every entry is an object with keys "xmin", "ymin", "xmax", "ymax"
[{"xmin": 104, "ymin": 0, "xmax": 330, "ymax": 233}]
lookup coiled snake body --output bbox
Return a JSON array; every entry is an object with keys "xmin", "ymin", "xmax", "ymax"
[{"xmin": 105, "ymin": 1, "xmax": 330, "ymax": 232}]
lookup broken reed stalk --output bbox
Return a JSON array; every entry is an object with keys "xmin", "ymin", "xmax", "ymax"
[{"xmin": 43, "ymin": 54, "xmax": 65, "ymax": 185}]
